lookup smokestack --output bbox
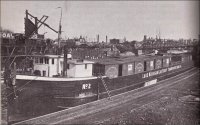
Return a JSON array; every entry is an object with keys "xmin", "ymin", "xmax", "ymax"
[
  {"xmin": 106, "ymin": 35, "xmax": 108, "ymax": 43},
  {"xmin": 97, "ymin": 34, "xmax": 99, "ymax": 42},
  {"xmin": 144, "ymin": 35, "xmax": 147, "ymax": 41}
]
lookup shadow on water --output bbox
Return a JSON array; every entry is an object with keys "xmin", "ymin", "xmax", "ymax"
[
  {"xmin": 8, "ymin": 95, "xmax": 96, "ymax": 124},
  {"xmin": 8, "ymin": 95, "xmax": 63, "ymax": 124}
]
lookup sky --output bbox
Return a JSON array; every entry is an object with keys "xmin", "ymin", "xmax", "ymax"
[{"xmin": 1, "ymin": 1, "xmax": 199, "ymax": 41}]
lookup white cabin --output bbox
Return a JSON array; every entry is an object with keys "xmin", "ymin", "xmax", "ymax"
[
  {"xmin": 67, "ymin": 59, "xmax": 94, "ymax": 78},
  {"xmin": 33, "ymin": 55, "xmax": 64, "ymax": 77},
  {"xmin": 32, "ymin": 55, "xmax": 94, "ymax": 78}
]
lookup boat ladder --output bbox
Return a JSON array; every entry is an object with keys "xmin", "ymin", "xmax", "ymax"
[{"xmin": 98, "ymin": 75, "xmax": 111, "ymax": 100}]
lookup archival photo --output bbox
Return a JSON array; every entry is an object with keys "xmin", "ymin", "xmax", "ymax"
[{"xmin": 1, "ymin": 1, "xmax": 199, "ymax": 125}]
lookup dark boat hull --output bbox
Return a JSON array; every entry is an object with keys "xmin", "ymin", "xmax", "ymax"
[{"xmin": 9, "ymin": 61, "xmax": 193, "ymax": 117}]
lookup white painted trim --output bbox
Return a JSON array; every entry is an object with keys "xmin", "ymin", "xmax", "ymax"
[{"xmin": 16, "ymin": 75, "xmax": 101, "ymax": 81}]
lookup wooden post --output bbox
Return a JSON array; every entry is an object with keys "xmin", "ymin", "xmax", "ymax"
[
  {"xmin": 35, "ymin": 17, "xmax": 38, "ymax": 34},
  {"xmin": 24, "ymin": 44, "xmax": 27, "ymax": 72},
  {"xmin": 63, "ymin": 46, "xmax": 68, "ymax": 76}
]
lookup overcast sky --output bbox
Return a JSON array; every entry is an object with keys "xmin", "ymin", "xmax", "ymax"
[{"xmin": 1, "ymin": 1, "xmax": 199, "ymax": 41}]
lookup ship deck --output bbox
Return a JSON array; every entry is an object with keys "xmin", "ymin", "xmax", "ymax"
[{"xmin": 16, "ymin": 75, "xmax": 101, "ymax": 81}]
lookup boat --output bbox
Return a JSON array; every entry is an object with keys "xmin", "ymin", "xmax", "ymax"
[
  {"xmin": 7, "ymin": 49, "xmax": 194, "ymax": 118},
  {"xmin": 3, "ymin": 10, "xmax": 197, "ymax": 123}
]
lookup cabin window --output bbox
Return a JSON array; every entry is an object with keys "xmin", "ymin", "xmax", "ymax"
[
  {"xmin": 52, "ymin": 58, "xmax": 54, "ymax": 64},
  {"xmin": 85, "ymin": 64, "xmax": 87, "ymax": 69},
  {"xmin": 40, "ymin": 58, "xmax": 43, "ymax": 64},
  {"xmin": 45, "ymin": 58, "xmax": 49, "ymax": 64}
]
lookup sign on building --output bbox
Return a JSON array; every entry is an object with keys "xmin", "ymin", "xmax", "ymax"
[{"xmin": 0, "ymin": 32, "xmax": 14, "ymax": 39}]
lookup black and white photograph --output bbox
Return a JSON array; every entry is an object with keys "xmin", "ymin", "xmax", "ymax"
[{"xmin": 1, "ymin": 1, "xmax": 199, "ymax": 125}]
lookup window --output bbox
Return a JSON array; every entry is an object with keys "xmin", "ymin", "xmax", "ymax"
[
  {"xmin": 45, "ymin": 58, "xmax": 49, "ymax": 64},
  {"xmin": 40, "ymin": 58, "xmax": 43, "ymax": 64},
  {"xmin": 85, "ymin": 64, "xmax": 87, "ymax": 69},
  {"xmin": 52, "ymin": 58, "xmax": 54, "ymax": 64},
  {"xmin": 128, "ymin": 64, "xmax": 132, "ymax": 71},
  {"xmin": 35, "ymin": 57, "xmax": 38, "ymax": 63}
]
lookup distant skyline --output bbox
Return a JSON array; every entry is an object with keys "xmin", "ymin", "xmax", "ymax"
[{"xmin": 1, "ymin": 1, "xmax": 199, "ymax": 41}]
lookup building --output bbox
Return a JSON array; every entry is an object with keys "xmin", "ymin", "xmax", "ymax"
[{"xmin": 110, "ymin": 39, "xmax": 120, "ymax": 44}]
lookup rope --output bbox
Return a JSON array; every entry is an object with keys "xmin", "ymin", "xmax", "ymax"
[{"xmin": 2, "ymin": 47, "xmax": 16, "ymax": 64}]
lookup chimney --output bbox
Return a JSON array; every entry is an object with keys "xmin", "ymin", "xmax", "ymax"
[
  {"xmin": 144, "ymin": 35, "xmax": 147, "ymax": 41},
  {"xmin": 106, "ymin": 35, "xmax": 108, "ymax": 43},
  {"xmin": 97, "ymin": 34, "xmax": 99, "ymax": 42}
]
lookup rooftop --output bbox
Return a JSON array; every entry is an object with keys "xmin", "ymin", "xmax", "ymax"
[
  {"xmin": 91, "ymin": 55, "xmax": 170, "ymax": 65},
  {"xmin": 68, "ymin": 59, "xmax": 95, "ymax": 65}
]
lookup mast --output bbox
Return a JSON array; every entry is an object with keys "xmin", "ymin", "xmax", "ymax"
[{"xmin": 57, "ymin": 7, "xmax": 62, "ymax": 48}]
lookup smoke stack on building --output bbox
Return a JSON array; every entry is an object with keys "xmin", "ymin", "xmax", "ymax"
[
  {"xmin": 144, "ymin": 35, "xmax": 147, "ymax": 41},
  {"xmin": 97, "ymin": 34, "xmax": 99, "ymax": 42}
]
